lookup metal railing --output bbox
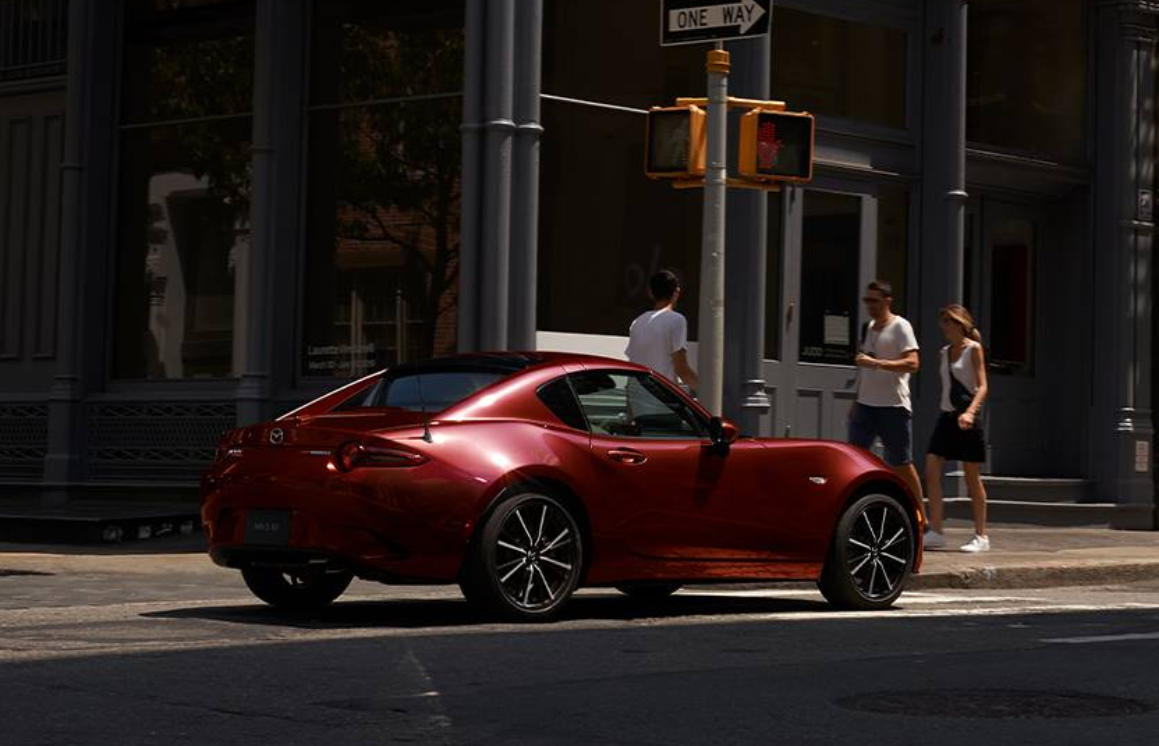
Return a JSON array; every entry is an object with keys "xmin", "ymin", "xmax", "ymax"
[{"xmin": 0, "ymin": 0, "xmax": 68, "ymax": 82}]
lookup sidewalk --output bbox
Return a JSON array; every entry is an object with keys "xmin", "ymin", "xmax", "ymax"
[
  {"xmin": 914, "ymin": 521, "xmax": 1159, "ymax": 590},
  {"xmin": 1, "ymin": 523, "xmax": 1157, "ymax": 590}
]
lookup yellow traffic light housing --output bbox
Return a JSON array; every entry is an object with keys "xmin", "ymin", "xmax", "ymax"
[
  {"xmin": 645, "ymin": 105, "xmax": 707, "ymax": 179},
  {"xmin": 738, "ymin": 109, "xmax": 815, "ymax": 184}
]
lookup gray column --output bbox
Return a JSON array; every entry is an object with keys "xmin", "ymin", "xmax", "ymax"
[
  {"xmin": 459, "ymin": 0, "xmax": 516, "ymax": 353},
  {"xmin": 237, "ymin": 0, "xmax": 306, "ymax": 425},
  {"xmin": 723, "ymin": 34, "xmax": 771, "ymax": 433},
  {"xmin": 479, "ymin": 0, "xmax": 516, "ymax": 351},
  {"xmin": 43, "ymin": 0, "xmax": 117, "ymax": 492},
  {"xmin": 1092, "ymin": 0, "xmax": 1157, "ymax": 529},
  {"xmin": 457, "ymin": 0, "xmax": 486, "ymax": 352},
  {"xmin": 508, "ymin": 0, "xmax": 543, "ymax": 350},
  {"xmin": 914, "ymin": 0, "xmax": 968, "ymax": 453}
]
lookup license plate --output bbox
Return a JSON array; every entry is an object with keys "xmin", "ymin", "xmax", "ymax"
[{"xmin": 244, "ymin": 510, "xmax": 291, "ymax": 545}]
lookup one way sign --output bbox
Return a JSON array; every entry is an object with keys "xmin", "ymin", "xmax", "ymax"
[{"xmin": 660, "ymin": 0, "xmax": 771, "ymax": 47}]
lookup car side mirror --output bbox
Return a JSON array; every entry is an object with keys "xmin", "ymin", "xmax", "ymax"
[{"xmin": 706, "ymin": 416, "xmax": 739, "ymax": 455}]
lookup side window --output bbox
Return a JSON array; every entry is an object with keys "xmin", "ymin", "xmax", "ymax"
[
  {"xmin": 570, "ymin": 371, "xmax": 706, "ymax": 439},
  {"xmin": 537, "ymin": 377, "xmax": 588, "ymax": 431}
]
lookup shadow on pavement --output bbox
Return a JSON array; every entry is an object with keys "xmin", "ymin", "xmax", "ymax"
[
  {"xmin": 141, "ymin": 591, "xmax": 832, "ymax": 630},
  {"xmin": 0, "ymin": 532, "xmax": 207, "ymax": 556}
]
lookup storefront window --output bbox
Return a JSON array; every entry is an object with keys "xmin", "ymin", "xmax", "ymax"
[
  {"xmin": 540, "ymin": 0, "xmax": 705, "ymax": 340},
  {"xmin": 539, "ymin": 101, "xmax": 703, "ymax": 340},
  {"xmin": 799, "ymin": 191, "xmax": 860, "ymax": 365},
  {"xmin": 544, "ymin": 0, "xmax": 704, "ymax": 110},
  {"xmin": 302, "ymin": 0, "xmax": 463, "ymax": 378},
  {"xmin": 771, "ymin": 8, "xmax": 908, "ymax": 129},
  {"xmin": 968, "ymin": 0, "xmax": 1088, "ymax": 161},
  {"xmin": 112, "ymin": 1, "xmax": 254, "ymax": 379}
]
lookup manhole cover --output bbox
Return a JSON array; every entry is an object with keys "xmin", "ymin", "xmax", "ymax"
[{"xmin": 836, "ymin": 689, "xmax": 1150, "ymax": 719}]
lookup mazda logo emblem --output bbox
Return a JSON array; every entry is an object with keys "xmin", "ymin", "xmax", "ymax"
[{"xmin": 269, "ymin": 428, "xmax": 284, "ymax": 445}]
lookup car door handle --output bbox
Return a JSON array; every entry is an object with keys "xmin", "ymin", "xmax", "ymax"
[{"xmin": 607, "ymin": 448, "xmax": 647, "ymax": 465}]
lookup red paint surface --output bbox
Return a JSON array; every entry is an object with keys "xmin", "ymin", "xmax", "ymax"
[{"xmin": 202, "ymin": 352, "xmax": 923, "ymax": 587}]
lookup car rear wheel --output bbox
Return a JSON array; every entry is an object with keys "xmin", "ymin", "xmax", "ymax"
[
  {"xmin": 461, "ymin": 492, "xmax": 584, "ymax": 621},
  {"xmin": 241, "ymin": 567, "xmax": 353, "ymax": 612},
  {"xmin": 615, "ymin": 583, "xmax": 683, "ymax": 599},
  {"xmin": 818, "ymin": 493, "xmax": 914, "ymax": 611}
]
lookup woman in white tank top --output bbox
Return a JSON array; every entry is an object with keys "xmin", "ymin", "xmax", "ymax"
[{"xmin": 923, "ymin": 305, "xmax": 991, "ymax": 554}]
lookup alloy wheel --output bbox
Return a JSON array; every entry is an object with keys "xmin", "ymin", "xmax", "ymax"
[
  {"xmin": 493, "ymin": 499, "xmax": 581, "ymax": 612},
  {"xmin": 845, "ymin": 501, "xmax": 912, "ymax": 600}
]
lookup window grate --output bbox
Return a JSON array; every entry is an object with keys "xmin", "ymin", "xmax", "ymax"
[
  {"xmin": 0, "ymin": 403, "xmax": 48, "ymax": 479},
  {"xmin": 0, "ymin": 0, "xmax": 68, "ymax": 82},
  {"xmin": 86, "ymin": 402, "xmax": 237, "ymax": 482}
]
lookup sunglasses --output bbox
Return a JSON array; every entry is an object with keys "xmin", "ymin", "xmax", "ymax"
[{"xmin": 861, "ymin": 296, "xmax": 886, "ymax": 304}]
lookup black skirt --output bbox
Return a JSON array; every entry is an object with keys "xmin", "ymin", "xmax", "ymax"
[{"xmin": 927, "ymin": 411, "xmax": 986, "ymax": 463}]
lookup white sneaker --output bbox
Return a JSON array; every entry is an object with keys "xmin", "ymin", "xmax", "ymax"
[
  {"xmin": 923, "ymin": 530, "xmax": 947, "ymax": 550},
  {"xmin": 960, "ymin": 534, "xmax": 991, "ymax": 553}
]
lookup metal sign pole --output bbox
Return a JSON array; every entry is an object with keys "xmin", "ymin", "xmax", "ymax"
[{"xmin": 697, "ymin": 42, "xmax": 730, "ymax": 415}]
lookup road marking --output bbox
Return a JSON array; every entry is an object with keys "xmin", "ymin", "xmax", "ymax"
[
  {"xmin": 684, "ymin": 589, "xmax": 1037, "ymax": 605},
  {"xmin": 1041, "ymin": 631, "xmax": 1159, "ymax": 645}
]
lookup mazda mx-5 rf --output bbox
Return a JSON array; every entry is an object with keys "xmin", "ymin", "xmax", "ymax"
[{"xmin": 201, "ymin": 352, "xmax": 925, "ymax": 620}]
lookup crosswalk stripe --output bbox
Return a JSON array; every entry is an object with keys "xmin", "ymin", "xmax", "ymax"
[{"xmin": 1041, "ymin": 631, "xmax": 1159, "ymax": 645}]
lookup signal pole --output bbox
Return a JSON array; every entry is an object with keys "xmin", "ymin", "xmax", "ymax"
[{"xmin": 698, "ymin": 44, "xmax": 730, "ymax": 415}]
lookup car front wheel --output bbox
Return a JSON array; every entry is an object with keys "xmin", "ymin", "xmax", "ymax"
[
  {"xmin": 818, "ymin": 493, "xmax": 914, "ymax": 611},
  {"xmin": 461, "ymin": 492, "xmax": 584, "ymax": 621},
  {"xmin": 241, "ymin": 567, "xmax": 353, "ymax": 612}
]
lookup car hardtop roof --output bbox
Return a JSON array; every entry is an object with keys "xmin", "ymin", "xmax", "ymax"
[{"xmin": 386, "ymin": 351, "xmax": 650, "ymax": 375}]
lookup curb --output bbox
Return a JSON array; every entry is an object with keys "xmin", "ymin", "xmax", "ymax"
[{"xmin": 911, "ymin": 561, "xmax": 1159, "ymax": 590}]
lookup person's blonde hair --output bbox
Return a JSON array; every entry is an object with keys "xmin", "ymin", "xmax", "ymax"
[{"xmin": 940, "ymin": 304, "xmax": 982, "ymax": 344}]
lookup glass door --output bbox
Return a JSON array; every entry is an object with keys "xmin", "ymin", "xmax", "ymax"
[{"xmin": 766, "ymin": 181, "xmax": 900, "ymax": 442}]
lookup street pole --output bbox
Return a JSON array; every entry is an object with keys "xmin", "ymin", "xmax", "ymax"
[{"xmin": 698, "ymin": 43, "xmax": 730, "ymax": 415}]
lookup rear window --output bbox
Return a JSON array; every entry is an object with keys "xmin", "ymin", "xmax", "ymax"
[{"xmin": 334, "ymin": 369, "xmax": 510, "ymax": 413}]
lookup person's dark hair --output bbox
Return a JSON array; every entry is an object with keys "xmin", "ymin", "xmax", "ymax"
[
  {"xmin": 649, "ymin": 269, "xmax": 682, "ymax": 303},
  {"xmin": 867, "ymin": 279, "xmax": 894, "ymax": 299}
]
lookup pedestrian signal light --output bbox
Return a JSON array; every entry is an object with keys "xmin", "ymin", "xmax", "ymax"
[
  {"xmin": 738, "ymin": 109, "xmax": 814, "ymax": 183},
  {"xmin": 645, "ymin": 105, "xmax": 706, "ymax": 179}
]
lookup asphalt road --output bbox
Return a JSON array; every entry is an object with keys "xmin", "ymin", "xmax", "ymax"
[{"xmin": 2, "ymin": 549, "xmax": 1159, "ymax": 745}]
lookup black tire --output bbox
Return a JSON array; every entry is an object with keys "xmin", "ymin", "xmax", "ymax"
[
  {"xmin": 615, "ymin": 583, "xmax": 683, "ymax": 599},
  {"xmin": 818, "ymin": 493, "xmax": 914, "ymax": 611},
  {"xmin": 460, "ymin": 491, "xmax": 584, "ymax": 622},
  {"xmin": 241, "ymin": 567, "xmax": 353, "ymax": 612}
]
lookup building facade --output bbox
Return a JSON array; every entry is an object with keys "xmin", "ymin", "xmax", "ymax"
[{"xmin": 0, "ymin": 0, "xmax": 1155, "ymax": 528}]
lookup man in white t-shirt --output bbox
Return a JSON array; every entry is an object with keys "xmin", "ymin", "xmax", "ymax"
[
  {"xmin": 849, "ymin": 280, "xmax": 924, "ymax": 503},
  {"xmin": 626, "ymin": 270, "xmax": 699, "ymax": 391}
]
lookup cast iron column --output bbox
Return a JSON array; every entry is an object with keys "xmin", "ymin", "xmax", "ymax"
[
  {"xmin": 236, "ymin": 0, "xmax": 305, "ymax": 425},
  {"xmin": 508, "ymin": 0, "xmax": 543, "ymax": 350},
  {"xmin": 915, "ymin": 0, "xmax": 969, "ymax": 459},
  {"xmin": 44, "ymin": 0, "xmax": 117, "ymax": 493},
  {"xmin": 457, "ymin": 0, "xmax": 486, "ymax": 352},
  {"xmin": 1093, "ymin": 0, "xmax": 1157, "ymax": 528},
  {"xmin": 723, "ymin": 33, "xmax": 771, "ymax": 434},
  {"xmin": 479, "ymin": 0, "xmax": 516, "ymax": 351}
]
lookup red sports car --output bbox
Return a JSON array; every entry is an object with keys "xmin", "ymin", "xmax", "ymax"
[{"xmin": 201, "ymin": 352, "xmax": 924, "ymax": 620}]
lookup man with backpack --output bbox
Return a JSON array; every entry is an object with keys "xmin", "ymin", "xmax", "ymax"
[{"xmin": 848, "ymin": 280, "xmax": 925, "ymax": 507}]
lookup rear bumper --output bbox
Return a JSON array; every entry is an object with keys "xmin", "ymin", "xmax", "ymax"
[
  {"xmin": 210, "ymin": 545, "xmax": 338, "ymax": 570},
  {"xmin": 200, "ymin": 472, "xmax": 473, "ymax": 583}
]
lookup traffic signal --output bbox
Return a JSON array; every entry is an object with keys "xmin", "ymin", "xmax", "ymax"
[
  {"xmin": 738, "ymin": 109, "xmax": 814, "ymax": 183},
  {"xmin": 645, "ymin": 105, "xmax": 706, "ymax": 179}
]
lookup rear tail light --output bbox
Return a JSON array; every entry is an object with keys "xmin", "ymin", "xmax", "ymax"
[{"xmin": 335, "ymin": 441, "xmax": 427, "ymax": 471}]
